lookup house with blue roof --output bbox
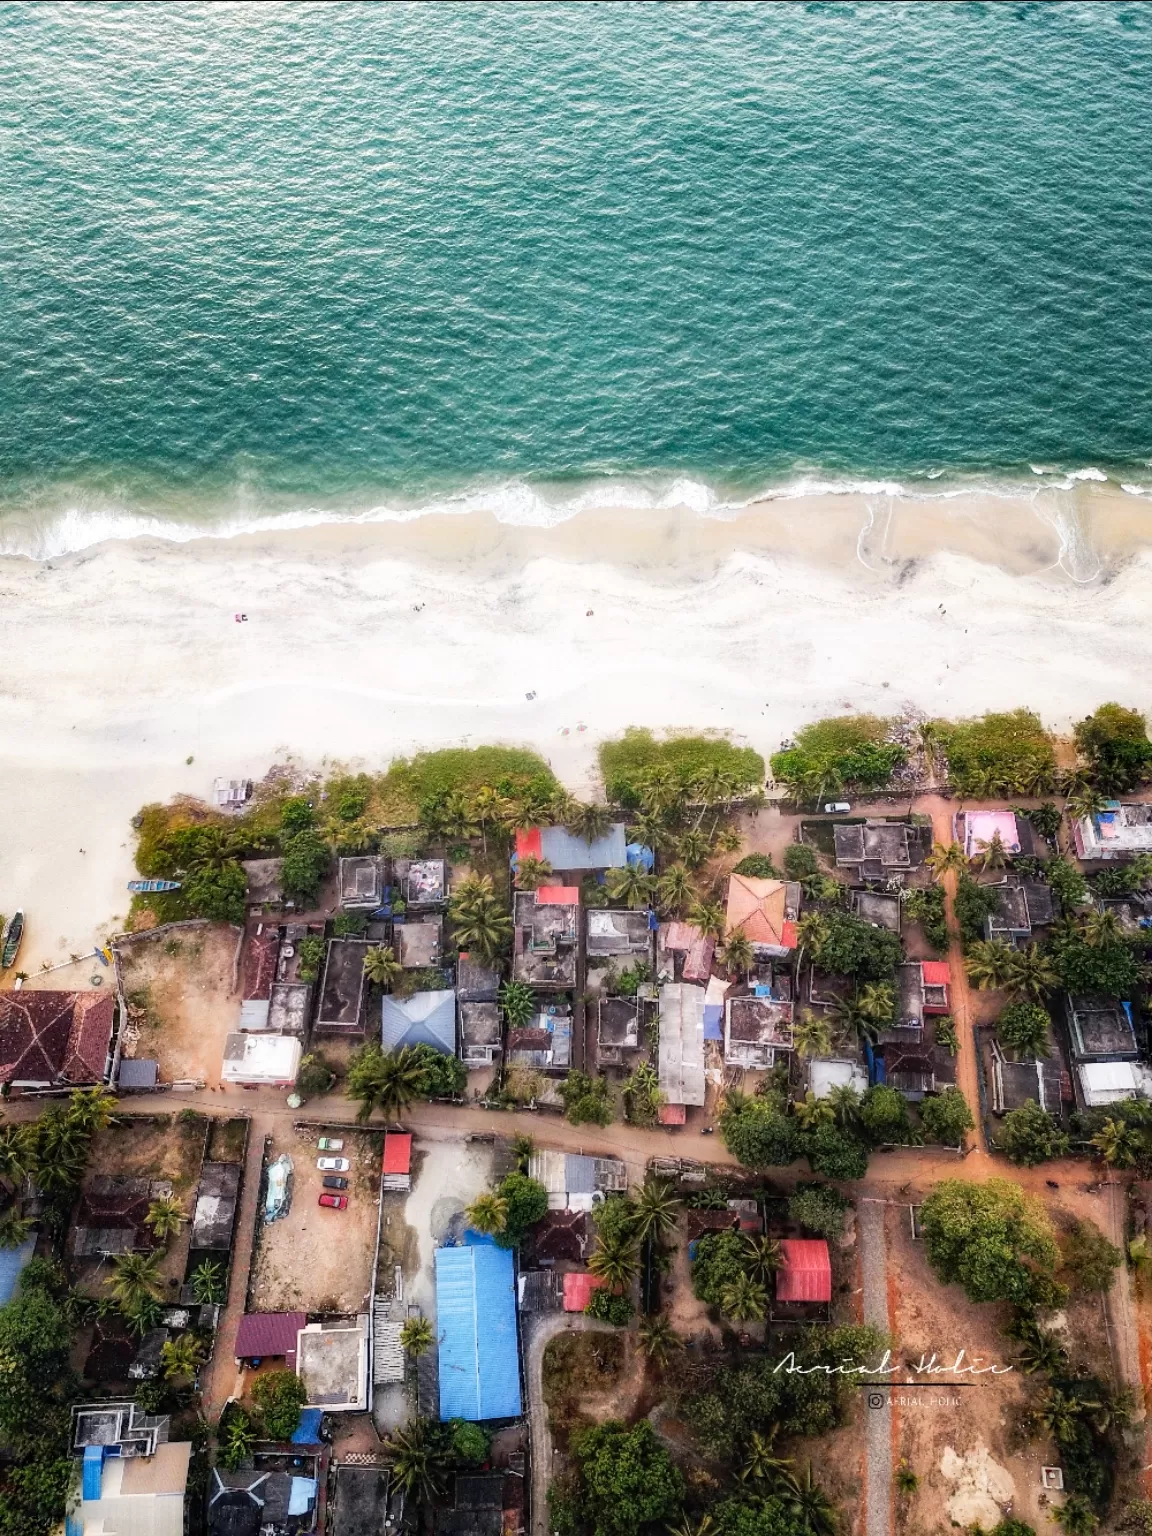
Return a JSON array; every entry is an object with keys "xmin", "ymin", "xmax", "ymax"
[
  {"xmin": 382, "ymin": 990, "xmax": 457, "ymax": 1055},
  {"xmin": 434, "ymin": 1235, "xmax": 521, "ymax": 1422}
]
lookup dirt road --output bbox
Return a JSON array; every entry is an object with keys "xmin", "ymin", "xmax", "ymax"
[{"xmin": 522, "ymin": 1311, "xmax": 612, "ymax": 1536}]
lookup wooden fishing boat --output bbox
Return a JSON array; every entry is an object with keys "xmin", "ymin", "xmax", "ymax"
[
  {"xmin": 1, "ymin": 911, "xmax": 24, "ymax": 970},
  {"xmin": 127, "ymin": 879, "xmax": 182, "ymax": 894}
]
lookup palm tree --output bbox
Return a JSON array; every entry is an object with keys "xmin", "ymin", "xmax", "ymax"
[
  {"xmin": 676, "ymin": 830, "xmax": 712, "ymax": 871},
  {"xmin": 605, "ymin": 865, "xmax": 656, "ymax": 909},
  {"xmin": 742, "ymin": 1234, "xmax": 781, "ymax": 1284},
  {"xmin": 713, "ymin": 827, "xmax": 743, "ymax": 856},
  {"xmin": 511, "ymin": 1133, "xmax": 534, "ymax": 1172},
  {"xmin": 345, "ymin": 1043, "xmax": 426, "ymax": 1123},
  {"xmin": 470, "ymin": 785, "xmax": 509, "ymax": 853},
  {"xmin": 830, "ymin": 994, "xmax": 871, "ymax": 1043},
  {"xmin": 107, "ymin": 1251, "xmax": 164, "ymax": 1315},
  {"xmin": 925, "ymin": 841, "xmax": 966, "ymax": 882},
  {"xmin": 1003, "ymin": 944, "xmax": 1058, "ymax": 1003},
  {"xmin": 719, "ymin": 1272, "xmax": 768, "ymax": 1323},
  {"xmin": 1081, "ymin": 908, "xmax": 1124, "ymax": 948},
  {"xmin": 655, "ymin": 864, "xmax": 695, "ymax": 917},
  {"xmin": 30, "ymin": 1109, "xmax": 87, "ymax": 1193},
  {"xmin": 400, "ymin": 1316, "xmax": 435, "ymax": 1357},
  {"xmin": 1016, "ymin": 1328, "xmax": 1068, "ymax": 1375},
  {"xmin": 499, "ymin": 980, "xmax": 536, "ymax": 1030},
  {"xmin": 1066, "ymin": 786, "xmax": 1108, "ymax": 824},
  {"xmin": 1036, "ymin": 1386, "xmax": 1088, "ymax": 1445},
  {"xmin": 218, "ymin": 1409, "xmax": 256, "ymax": 1471},
  {"xmin": 795, "ymin": 912, "xmax": 830, "ymax": 959},
  {"xmin": 740, "ymin": 1427, "xmax": 795, "ymax": 1489},
  {"xmin": 567, "ymin": 801, "xmax": 614, "ymax": 843},
  {"xmin": 385, "ymin": 1418, "xmax": 449, "ymax": 1504},
  {"xmin": 628, "ymin": 812, "xmax": 672, "ymax": 854},
  {"xmin": 1055, "ymin": 1496, "xmax": 1099, "ymax": 1536},
  {"xmin": 666, "ymin": 1516, "xmax": 717, "ymax": 1536},
  {"xmin": 0, "ymin": 1125, "xmax": 30, "ymax": 1195},
  {"xmin": 857, "ymin": 982, "xmax": 895, "ymax": 1029},
  {"xmin": 964, "ymin": 939, "xmax": 1016, "ymax": 991},
  {"xmin": 689, "ymin": 899, "xmax": 726, "ymax": 941},
  {"xmin": 637, "ymin": 1314, "xmax": 681, "ymax": 1365},
  {"xmin": 191, "ymin": 1258, "xmax": 226, "ymax": 1304},
  {"xmin": 1091, "ymin": 1116, "xmax": 1143, "ymax": 1168},
  {"xmin": 0, "ymin": 1211, "xmax": 33, "ymax": 1250},
  {"xmin": 974, "ymin": 831, "xmax": 1009, "ymax": 873},
  {"xmin": 144, "ymin": 1196, "xmax": 186, "ymax": 1243},
  {"xmin": 792, "ymin": 1011, "xmax": 833, "ymax": 1060},
  {"xmin": 448, "ymin": 874, "xmax": 512, "ymax": 964},
  {"xmin": 827, "ymin": 1083, "xmax": 862, "ymax": 1130},
  {"xmin": 364, "ymin": 944, "xmax": 403, "ymax": 989},
  {"xmin": 632, "ymin": 1178, "xmax": 680, "ymax": 1244},
  {"xmin": 636, "ymin": 766, "xmax": 685, "ymax": 819},
  {"xmin": 785, "ymin": 1463, "xmax": 839, "ymax": 1536},
  {"xmin": 466, "ymin": 1192, "xmax": 509, "ymax": 1236},
  {"xmin": 161, "ymin": 1333, "xmax": 205, "ymax": 1382},
  {"xmin": 794, "ymin": 1092, "xmax": 834, "ymax": 1131},
  {"xmin": 720, "ymin": 931, "xmax": 755, "ymax": 979},
  {"xmin": 588, "ymin": 1233, "xmax": 641, "ymax": 1290},
  {"xmin": 66, "ymin": 1086, "xmax": 117, "ymax": 1134},
  {"xmin": 514, "ymin": 855, "xmax": 553, "ymax": 892}
]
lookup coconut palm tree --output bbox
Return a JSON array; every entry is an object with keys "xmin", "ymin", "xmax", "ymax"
[
  {"xmin": 974, "ymin": 831, "xmax": 1009, "ymax": 873},
  {"xmin": 511, "ymin": 1133, "xmax": 534, "ymax": 1172},
  {"xmin": 0, "ymin": 1212, "xmax": 34, "ymax": 1250},
  {"xmin": 676, "ymin": 830, "xmax": 712, "ymax": 871},
  {"xmin": 827, "ymin": 1083, "xmax": 862, "ymax": 1130},
  {"xmin": 345, "ymin": 1043, "xmax": 427, "ymax": 1123},
  {"xmin": 632, "ymin": 1178, "xmax": 680, "ymax": 1244},
  {"xmin": 364, "ymin": 944, "xmax": 404, "ymax": 989},
  {"xmin": 107, "ymin": 1251, "xmax": 164, "ymax": 1315},
  {"xmin": 794, "ymin": 1092, "xmax": 835, "ymax": 1132},
  {"xmin": 792, "ymin": 1012, "xmax": 833, "ymax": 1060},
  {"xmin": 739, "ymin": 1427, "xmax": 795, "ymax": 1489},
  {"xmin": 666, "ymin": 1516, "xmax": 717, "ymax": 1536},
  {"xmin": 795, "ymin": 912, "xmax": 830, "ymax": 959},
  {"xmin": 925, "ymin": 841, "xmax": 966, "ymax": 882},
  {"xmin": 637, "ymin": 1314, "xmax": 681, "ymax": 1365},
  {"xmin": 385, "ymin": 1418, "xmax": 450, "ymax": 1504},
  {"xmin": 1055, "ymin": 1496, "xmax": 1099, "ymax": 1536},
  {"xmin": 720, "ymin": 931, "xmax": 755, "ymax": 980},
  {"xmin": 713, "ymin": 827, "xmax": 743, "ymax": 856},
  {"xmin": 469, "ymin": 786, "xmax": 510, "ymax": 853},
  {"xmin": 1003, "ymin": 944, "xmax": 1058, "ymax": 1003},
  {"xmin": 1081, "ymin": 908, "xmax": 1125, "ymax": 948},
  {"xmin": 1066, "ymin": 786, "xmax": 1109, "ymax": 824},
  {"xmin": 1036, "ymin": 1386, "xmax": 1090, "ymax": 1445},
  {"xmin": 499, "ymin": 980, "xmax": 536, "ymax": 1030},
  {"xmin": 1091, "ymin": 1116, "xmax": 1143, "ymax": 1168},
  {"xmin": 30, "ymin": 1111, "xmax": 87, "ymax": 1195},
  {"xmin": 566, "ymin": 801, "xmax": 614, "ymax": 844},
  {"xmin": 144, "ymin": 1195, "xmax": 186, "ymax": 1243},
  {"xmin": 636, "ymin": 766, "xmax": 685, "ymax": 820},
  {"xmin": 0, "ymin": 1125, "xmax": 30, "ymax": 1196},
  {"xmin": 628, "ymin": 812, "xmax": 672, "ymax": 855},
  {"xmin": 719, "ymin": 1272, "xmax": 768, "ymax": 1323},
  {"xmin": 689, "ymin": 899, "xmax": 726, "ymax": 941},
  {"xmin": 742, "ymin": 1234, "xmax": 782, "ymax": 1284},
  {"xmin": 400, "ymin": 1316, "xmax": 435, "ymax": 1357},
  {"xmin": 830, "ymin": 994, "xmax": 872, "ymax": 1043},
  {"xmin": 655, "ymin": 864, "xmax": 695, "ymax": 917},
  {"xmin": 964, "ymin": 939, "xmax": 1016, "ymax": 991},
  {"xmin": 66, "ymin": 1086, "xmax": 117, "ymax": 1135},
  {"xmin": 191, "ymin": 1258, "xmax": 226, "ymax": 1305},
  {"xmin": 588, "ymin": 1233, "xmax": 641, "ymax": 1290},
  {"xmin": 514, "ymin": 855, "xmax": 553, "ymax": 892},
  {"xmin": 466, "ymin": 1192, "xmax": 509, "ymax": 1236},
  {"xmin": 784, "ymin": 1463, "xmax": 839, "ymax": 1536},
  {"xmin": 1016, "ymin": 1328, "xmax": 1068, "ymax": 1376},
  {"xmin": 161, "ymin": 1333, "xmax": 205, "ymax": 1382},
  {"xmin": 857, "ymin": 982, "xmax": 895, "ymax": 1029},
  {"xmin": 448, "ymin": 874, "xmax": 512, "ymax": 965},
  {"xmin": 605, "ymin": 865, "xmax": 656, "ymax": 910}
]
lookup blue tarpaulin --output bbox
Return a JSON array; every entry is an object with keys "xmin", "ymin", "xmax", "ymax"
[
  {"xmin": 291, "ymin": 1408, "xmax": 323, "ymax": 1445},
  {"xmin": 0, "ymin": 1236, "xmax": 36, "ymax": 1307},
  {"xmin": 288, "ymin": 1476, "xmax": 318, "ymax": 1515},
  {"xmin": 626, "ymin": 842, "xmax": 655, "ymax": 872},
  {"xmin": 435, "ymin": 1234, "xmax": 522, "ymax": 1422}
]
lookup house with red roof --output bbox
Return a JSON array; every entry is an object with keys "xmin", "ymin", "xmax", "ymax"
[
  {"xmin": 724, "ymin": 875, "xmax": 801, "ymax": 957},
  {"xmin": 774, "ymin": 1239, "xmax": 832, "ymax": 1317},
  {"xmin": 234, "ymin": 1311, "xmax": 307, "ymax": 1369},
  {"xmin": 0, "ymin": 990, "xmax": 115, "ymax": 1091}
]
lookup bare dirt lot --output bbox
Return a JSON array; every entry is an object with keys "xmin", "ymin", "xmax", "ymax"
[
  {"xmin": 117, "ymin": 923, "xmax": 241, "ymax": 1087},
  {"xmin": 249, "ymin": 1124, "xmax": 382, "ymax": 1315}
]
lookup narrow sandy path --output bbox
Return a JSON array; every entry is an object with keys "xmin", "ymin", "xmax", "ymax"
[{"xmin": 859, "ymin": 1197, "xmax": 893, "ymax": 1536}]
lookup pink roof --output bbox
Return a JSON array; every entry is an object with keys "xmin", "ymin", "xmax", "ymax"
[
  {"xmin": 921, "ymin": 961, "xmax": 951, "ymax": 986},
  {"xmin": 776, "ymin": 1239, "xmax": 832, "ymax": 1303},
  {"xmin": 515, "ymin": 828, "xmax": 543, "ymax": 860},
  {"xmin": 663, "ymin": 922, "xmax": 702, "ymax": 951},
  {"xmin": 235, "ymin": 1311, "xmax": 307, "ymax": 1363},
  {"xmin": 963, "ymin": 810, "xmax": 1021, "ymax": 857},
  {"xmin": 682, "ymin": 935, "xmax": 715, "ymax": 984},
  {"xmin": 658, "ymin": 1102, "xmax": 687, "ymax": 1125},
  {"xmin": 537, "ymin": 886, "xmax": 580, "ymax": 905},
  {"xmin": 383, "ymin": 1133, "xmax": 412, "ymax": 1174},
  {"xmin": 563, "ymin": 1272, "xmax": 606, "ymax": 1312}
]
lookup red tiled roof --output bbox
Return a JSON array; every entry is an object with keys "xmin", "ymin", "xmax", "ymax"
[
  {"xmin": 921, "ymin": 961, "xmax": 951, "ymax": 986},
  {"xmin": 658, "ymin": 1102, "xmax": 686, "ymax": 1125},
  {"xmin": 383, "ymin": 1133, "xmax": 412, "ymax": 1175},
  {"xmin": 776, "ymin": 1239, "xmax": 832, "ymax": 1303},
  {"xmin": 234, "ymin": 1311, "xmax": 307, "ymax": 1364},
  {"xmin": 515, "ymin": 829, "xmax": 543, "ymax": 861},
  {"xmin": 63, "ymin": 993, "xmax": 116, "ymax": 1083},
  {"xmin": 726, "ymin": 875, "xmax": 797, "ymax": 949},
  {"xmin": 0, "ymin": 991, "xmax": 113, "ymax": 1086},
  {"xmin": 242, "ymin": 925, "xmax": 281, "ymax": 1001},
  {"xmin": 537, "ymin": 886, "xmax": 580, "ymax": 905},
  {"xmin": 563, "ymin": 1272, "xmax": 605, "ymax": 1313}
]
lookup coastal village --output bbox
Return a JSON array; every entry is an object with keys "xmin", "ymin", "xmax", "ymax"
[{"xmin": 6, "ymin": 711, "xmax": 1152, "ymax": 1536}]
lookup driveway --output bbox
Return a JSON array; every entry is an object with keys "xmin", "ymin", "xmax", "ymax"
[{"xmin": 522, "ymin": 1311, "xmax": 613, "ymax": 1536}]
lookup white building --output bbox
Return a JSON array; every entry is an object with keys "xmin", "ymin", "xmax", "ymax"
[{"xmin": 221, "ymin": 1032, "xmax": 302, "ymax": 1088}]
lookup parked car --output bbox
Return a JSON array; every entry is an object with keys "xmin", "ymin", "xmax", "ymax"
[
  {"xmin": 823, "ymin": 802, "xmax": 852, "ymax": 814},
  {"xmin": 322, "ymin": 1175, "xmax": 349, "ymax": 1191},
  {"xmin": 317, "ymin": 1137, "xmax": 344, "ymax": 1151},
  {"xmin": 317, "ymin": 1156, "xmax": 350, "ymax": 1172},
  {"xmin": 318, "ymin": 1193, "xmax": 348, "ymax": 1210}
]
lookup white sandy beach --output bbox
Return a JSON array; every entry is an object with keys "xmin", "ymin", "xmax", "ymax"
[{"xmin": 2, "ymin": 480, "xmax": 1151, "ymax": 968}]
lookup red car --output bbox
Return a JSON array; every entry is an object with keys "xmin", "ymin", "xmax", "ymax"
[{"xmin": 318, "ymin": 1193, "xmax": 348, "ymax": 1210}]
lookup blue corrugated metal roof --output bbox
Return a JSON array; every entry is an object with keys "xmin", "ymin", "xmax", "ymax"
[
  {"xmin": 82, "ymin": 1445, "xmax": 106, "ymax": 1501},
  {"xmin": 539, "ymin": 824, "xmax": 627, "ymax": 871},
  {"xmin": 381, "ymin": 991, "xmax": 456, "ymax": 1054},
  {"xmin": 435, "ymin": 1238, "xmax": 521, "ymax": 1422},
  {"xmin": 0, "ymin": 1236, "xmax": 36, "ymax": 1307}
]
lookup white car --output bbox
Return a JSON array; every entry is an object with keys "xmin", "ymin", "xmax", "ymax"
[
  {"xmin": 317, "ymin": 1156, "xmax": 350, "ymax": 1173},
  {"xmin": 823, "ymin": 802, "xmax": 852, "ymax": 814}
]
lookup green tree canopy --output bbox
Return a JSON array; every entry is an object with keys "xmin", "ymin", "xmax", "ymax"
[
  {"xmin": 804, "ymin": 1122, "xmax": 870, "ymax": 1180},
  {"xmin": 770, "ymin": 715, "xmax": 904, "ymax": 800},
  {"xmin": 936, "ymin": 709, "xmax": 1055, "ymax": 796},
  {"xmin": 720, "ymin": 1096, "xmax": 802, "ymax": 1168},
  {"xmin": 0, "ymin": 1288, "xmax": 73, "ymax": 1443},
  {"xmin": 921, "ymin": 1178, "xmax": 1061, "ymax": 1306},
  {"xmin": 495, "ymin": 1172, "xmax": 549, "ymax": 1247},
  {"xmin": 804, "ymin": 911, "xmax": 901, "ymax": 983},
  {"xmin": 1074, "ymin": 703, "xmax": 1152, "ymax": 793},
  {"xmin": 859, "ymin": 1085, "xmax": 912, "ymax": 1145},
  {"xmin": 1060, "ymin": 1218, "xmax": 1122, "ymax": 1293},
  {"xmin": 997, "ymin": 1101, "xmax": 1070, "ymax": 1167},
  {"xmin": 568, "ymin": 1420, "xmax": 685, "ymax": 1536},
  {"xmin": 787, "ymin": 1184, "xmax": 848, "ymax": 1239},
  {"xmin": 996, "ymin": 1002, "xmax": 1052, "ymax": 1060},
  {"xmin": 919, "ymin": 1088, "xmax": 975, "ymax": 1147},
  {"xmin": 692, "ymin": 1230, "xmax": 752, "ymax": 1306}
]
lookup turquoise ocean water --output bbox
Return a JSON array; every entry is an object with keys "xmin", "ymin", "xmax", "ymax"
[{"xmin": 3, "ymin": 1, "xmax": 1152, "ymax": 553}]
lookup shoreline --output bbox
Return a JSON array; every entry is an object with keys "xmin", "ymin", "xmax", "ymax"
[{"xmin": 4, "ymin": 483, "xmax": 1152, "ymax": 966}]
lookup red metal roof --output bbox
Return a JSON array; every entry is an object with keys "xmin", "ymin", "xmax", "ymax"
[
  {"xmin": 537, "ymin": 886, "xmax": 580, "ymax": 905},
  {"xmin": 383, "ymin": 1133, "xmax": 412, "ymax": 1174},
  {"xmin": 658, "ymin": 1102, "xmax": 687, "ymax": 1125},
  {"xmin": 563, "ymin": 1272, "xmax": 605, "ymax": 1312},
  {"xmin": 515, "ymin": 828, "xmax": 543, "ymax": 861},
  {"xmin": 775, "ymin": 1239, "xmax": 832, "ymax": 1303},
  {"xmin": 921, "ymin": 961, "xmax": 952, "ymax": 986},
  {"xmin": 234, "ymin": 1311, "xmax": 306, "ymax": 1363}
]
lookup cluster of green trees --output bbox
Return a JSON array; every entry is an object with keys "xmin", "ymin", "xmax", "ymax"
[
  {"xmin": 379, "ymin": 1413, "xmax": 494, "ymax": 1509},
  {"xmin": 558, "ymin": 1070, "xmax": 615, "ymax": 1127},
  {"xmin": 1072, "ymin": 703, "xmax": 1152, "ymax": 795},
  {"xmin": 464, "ymin": 1168, "xmax": 550, "ymax": 1249},
  {"xmin": 599, "ymin": 729, "xmax": 764, "ymax": 809},
  {"xmin": 770, "ymin": 716, "xmax": 906, "ymax": 804},
  {"xmin": 902, "ymin": 883, "xmax": 948, "ymax": 952},
  {"xmin": 934, "ymin": 709, "xmax": 1057, "ymax": 797},
  {"xmin": 692, "ymin": 1229, "xmax": 785, "ymax": 1322},
  {"xmin": 344, "ymin": 1041, "xmax": 466, "ymax": 1121}
]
